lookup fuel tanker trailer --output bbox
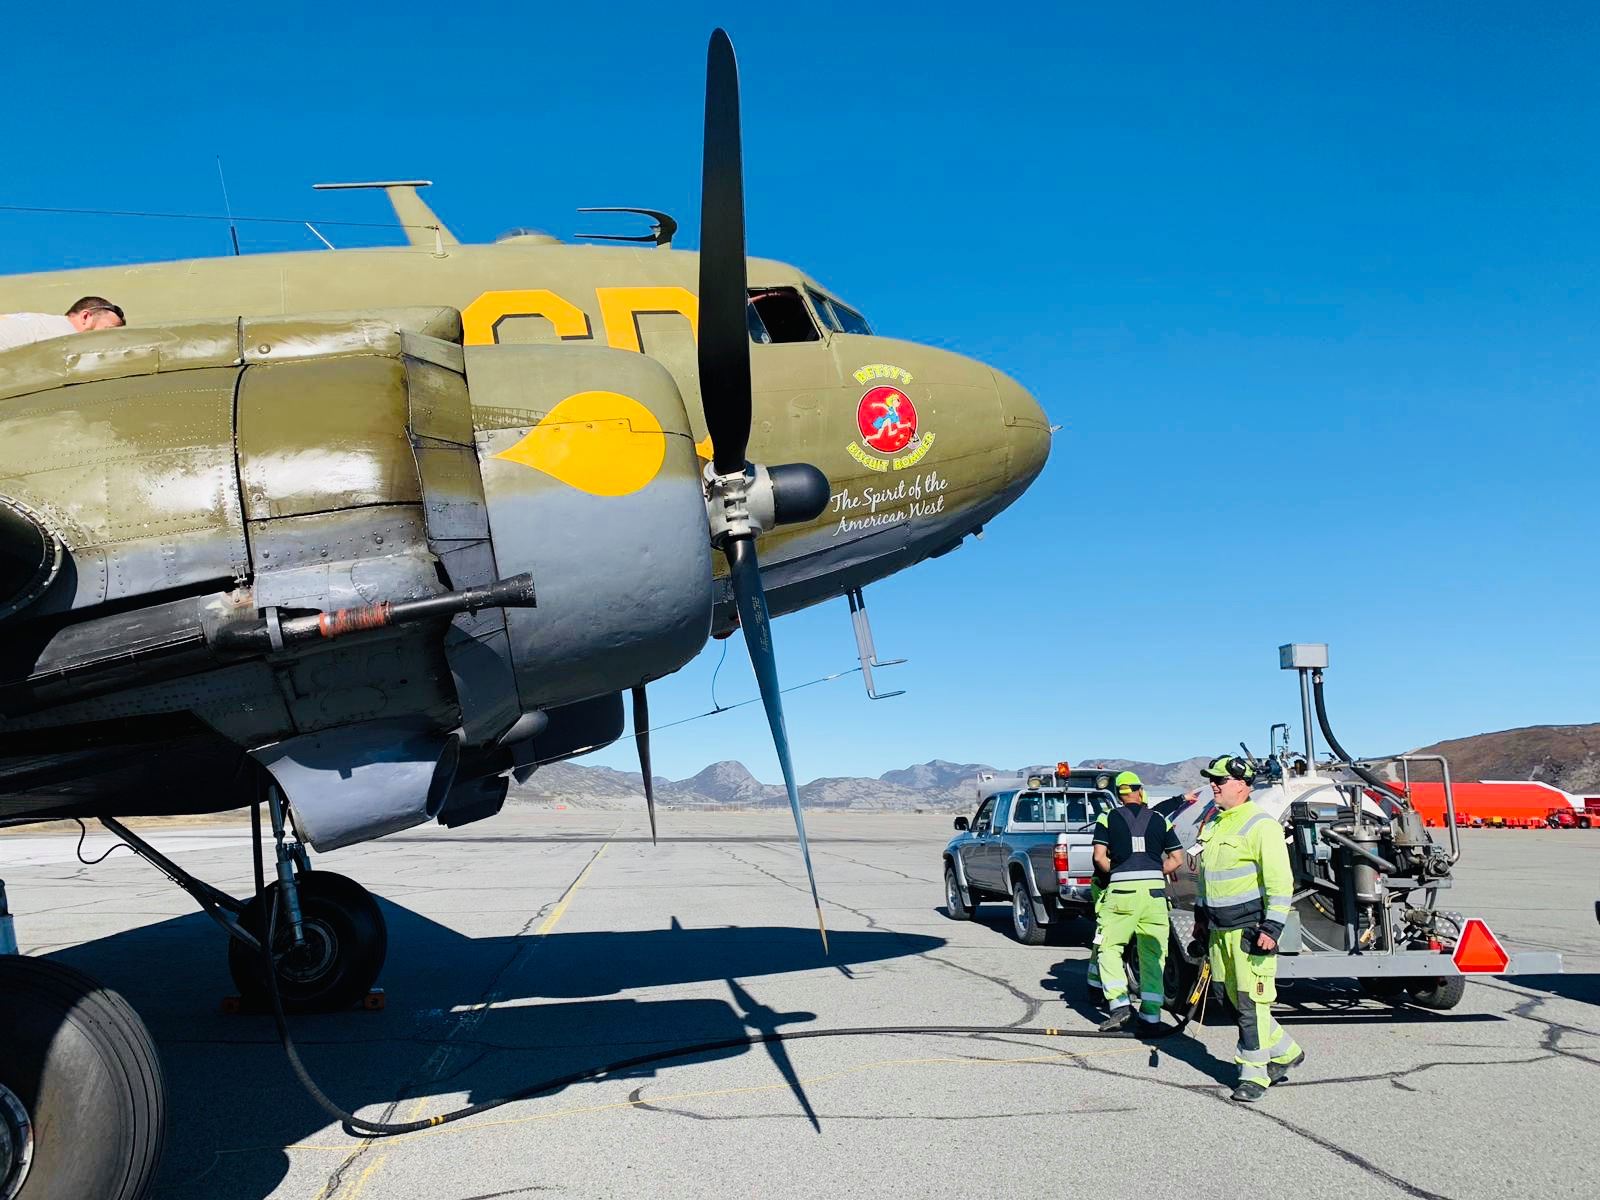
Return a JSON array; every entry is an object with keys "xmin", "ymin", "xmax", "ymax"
[{"xmin": 1155, "ymin": 644, "xmax": 1560, "ymax": 1013}]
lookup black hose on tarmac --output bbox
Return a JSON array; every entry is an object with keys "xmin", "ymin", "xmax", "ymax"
[{"xmin": 260, "ymin": 899, "xmax": 1206, "ymax": 1138}]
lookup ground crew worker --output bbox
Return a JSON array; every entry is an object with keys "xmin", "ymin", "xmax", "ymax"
[
  {"xmin": 1093, "ymin": 771, "xmax": 1183, "ymax": 1031},
  {"xmin": 0, "ymin": 297, "xmax": 125, "ymax": 352},
  {"xmin": 1191, "ymin": 754, "xmax": 1305, "ymax": 1101}
]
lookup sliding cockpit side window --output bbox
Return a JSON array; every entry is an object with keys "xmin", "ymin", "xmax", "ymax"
[
  {"xmin": 747, "ymin": 287, "xmax": 820, "ymax": 343},
  {"xmin": 805, "ymin": 287, "xmax": 873, "ymax": 336}
]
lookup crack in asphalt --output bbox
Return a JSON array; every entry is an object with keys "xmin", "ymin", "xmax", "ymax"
[
  {"xmin": 921, "ymin": 952, "xmax": 1044, "ymax": 1027},
  {"xmin": 716, "ymin": 844, "xmax": 892, "ymax": 934},
  {"xmin": 1452, "ymin": 979, "xmax": 1600, "ymax": 1069},
  {"xmin": 967, "ymin": 1032, "xmax": 1460, "ymax": 1200},
  {"xmin": 800, "ymin": 843, "xmax": 937, "ymax": 884}
]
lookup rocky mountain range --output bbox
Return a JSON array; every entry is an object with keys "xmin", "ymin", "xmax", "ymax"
[
  {"xmin": 511, "ymin": 754, "xmax": 1213, "ymax": 811},
  {"xmin": 510, "ymin": 724, "xmax": 1597, "ymax": 810}
]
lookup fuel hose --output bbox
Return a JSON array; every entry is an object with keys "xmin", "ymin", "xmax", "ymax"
[{"xmin": 1311, "ymin": 671, "xmax": 1407, "ymax": 806}]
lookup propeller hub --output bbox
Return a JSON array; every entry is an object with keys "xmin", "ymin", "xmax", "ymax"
[{"xmin": 703, "ymin": 462, "xmax": 768, "ymax": 545}]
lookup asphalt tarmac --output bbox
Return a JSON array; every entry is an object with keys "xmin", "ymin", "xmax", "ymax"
[{"xmin": 5, "ymin": 813, "xmax": 1597, "ymax": 1200}]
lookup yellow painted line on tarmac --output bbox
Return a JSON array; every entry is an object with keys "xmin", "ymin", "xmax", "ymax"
[
  {"xmin": 308, "ymin": 838, "xmax": 614, "ymax": 1198},
  {"xmin": 536, "ymin": 842, "xmax": 607, "ymax": 937},
  {"xmin": 340, "ymin": 1154, "xmax": 387, "ymax": 1200}
]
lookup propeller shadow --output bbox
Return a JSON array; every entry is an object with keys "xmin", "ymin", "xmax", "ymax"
[{"xmin": 44, "ymin": 898, "xmax": 942, "ymax": 1200}]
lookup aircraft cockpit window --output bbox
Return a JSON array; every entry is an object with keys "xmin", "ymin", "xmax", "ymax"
[
  {"xmin": 806, "ymin": 287, "xmax": 873, "ymax": 336},
  {"xmin": 747, "ymin": 287, "xmax": 820, "ymax": 344},
  {"xmin": 747, "ymin": 302, "xmax": 772, "ymax": 344}
]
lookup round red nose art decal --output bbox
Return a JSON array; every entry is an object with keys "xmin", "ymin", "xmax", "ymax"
[{"xmin": 856, "ymin": 386, "xmax": 918, "ymax": 455}]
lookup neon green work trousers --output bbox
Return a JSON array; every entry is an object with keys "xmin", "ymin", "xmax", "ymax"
[
  {"xmin": 1096, "ymin": 880, "xmax": 1169, "ymax": 1022},
  {"xmin": 1087, "ymin": 882, "xmax": 1105, "ymax": 991},
  {"xmin": 1208, "ymin": 927, "xmax": 1303, "ymax": 1086}
]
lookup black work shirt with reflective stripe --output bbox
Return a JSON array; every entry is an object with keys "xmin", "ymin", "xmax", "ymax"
[{"xmin": 1093, "ymin": 804, "xmax": 1182, "ymax": 883}]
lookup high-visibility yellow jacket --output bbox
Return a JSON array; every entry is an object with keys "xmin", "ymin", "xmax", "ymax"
[{"xmin": 1196, "ymin": 800, "xmax": 1294, "ymax": 938}]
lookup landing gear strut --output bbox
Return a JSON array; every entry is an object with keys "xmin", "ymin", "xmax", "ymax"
[
  {"xmin": 102, "ymin": 787, "xmax": 389, "ymax": 1014},
  {"xmin": 228, "ymin": 871, "xmax": 387, "ymax": 1012}
]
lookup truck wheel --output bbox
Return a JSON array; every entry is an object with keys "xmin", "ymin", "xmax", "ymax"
[
  {"xmin": 943, "ymin": 864, "xmax": 974, "ymax": 921},
  {"xmin": 1405, "ymin": 975, "xmax": 1467, "ymax": 1010},
  {"xmin": 1010, "ymin": 879, "xmax": 1048, "ymax": 945},
  {"xmin": 1580, "ymin": 816, "xmax": 1593, "ymax": 830}
]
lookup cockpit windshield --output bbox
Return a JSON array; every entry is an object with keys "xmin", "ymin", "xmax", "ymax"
[
  {"xmin": 747, "ymin": 287, "xmax": 820, "ymax": 344},
  {"xmin": 806, "ymin": 287, "xmax": 873, "ymax": 336}
]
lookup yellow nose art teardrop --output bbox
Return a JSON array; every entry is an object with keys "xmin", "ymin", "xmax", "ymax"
[{"xmin": 493, "ymin": 390, "xmax": 667, "ymax": 497}]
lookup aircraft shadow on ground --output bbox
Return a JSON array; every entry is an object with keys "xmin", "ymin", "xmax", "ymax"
[{"xmin": 46, "ymin": 902, "xmax": 943, "ymax": 1200}]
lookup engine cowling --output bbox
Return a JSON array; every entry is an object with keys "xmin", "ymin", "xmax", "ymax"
[{"xmin": 466, "ymin": 344, "xmax": 714, "ymax": 709}]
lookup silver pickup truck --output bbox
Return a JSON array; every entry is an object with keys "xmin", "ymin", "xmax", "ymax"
[{"xmin": 941, "ymin": 770, "xmax": 1118, "ymax": 944}]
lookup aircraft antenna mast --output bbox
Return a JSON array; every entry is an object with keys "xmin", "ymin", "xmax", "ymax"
[{"xmin": 215, "ymin": 156, "xmax": 241, "ymax": 256}]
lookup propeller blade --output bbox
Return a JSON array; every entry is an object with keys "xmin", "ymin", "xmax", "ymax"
[
  {"xmin": 723, "ymin": 535, "xmax": 828, "ymax": 954},
  {"xmin": 697, "ymin": 28, "xmax": 752, "ymax": 477},
  {"xmin": 632, "ymin": 685, "xmax": 657, "ymax": 846}
]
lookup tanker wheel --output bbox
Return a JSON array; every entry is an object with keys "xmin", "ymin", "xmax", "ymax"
[
  {"xmin": 228, "ymin": 872, "xmax": 386, "ymax": 1013},
  {"xmin": 0, "ymin": 957, "xmax": 166, "ymax": 1200},
  {"xmin": 1402, "ymin": 910, "xmax": 1467, "ymax": 1011},
  {"xmin": 1405, "ymin": 974, "xmax": 1467, "ymax": 1010}
]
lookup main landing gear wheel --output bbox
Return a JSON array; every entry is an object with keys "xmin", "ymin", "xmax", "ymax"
[
  {"xmin": 228, "ymin": 872, "xmax": 387, "ymax": 1013},
  {"xmin": 0, "ymin": 957, "xmax": 166, "ymax": 1200}
]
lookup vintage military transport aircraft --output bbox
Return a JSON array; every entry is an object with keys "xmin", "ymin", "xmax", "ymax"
[{"xmin": 0, "ymin": 31, "xmax": 1049, "ymax": 1200}]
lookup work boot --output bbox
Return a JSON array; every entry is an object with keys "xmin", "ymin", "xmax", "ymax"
[
  {"xmin": 1230, "ymin": 1081, "xmax": 1268, "ymax": 1103},
  {"xmin": 1267, "ymin": 1050, "xmax": 1306, "ymax": 1084},
  {"xmin": 1098, "ymin": 1008, "xmax": 1131, "ymax": 1033}
]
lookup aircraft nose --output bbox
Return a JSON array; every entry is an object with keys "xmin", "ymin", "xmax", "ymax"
[{"xmin": 992, "ymin": 369, "xmax": 1051, "ymax": 488}]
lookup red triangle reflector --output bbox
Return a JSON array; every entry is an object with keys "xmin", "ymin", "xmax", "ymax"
[{"xmin": 1452, "ymin": 918, "xmax": 1510, "ymax": 974}]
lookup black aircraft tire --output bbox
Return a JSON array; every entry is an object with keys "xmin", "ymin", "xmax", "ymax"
[
  {"xmin": 943, "ymin": 864, "xmax": 974, "ymax": 921},
  {"xmin": 228, "ymin": 872, "xmax": 387, "ymax": 1014},
  {"xmin": 0, "ymin": 956, "xmax": 166, "ymax": 1200}
]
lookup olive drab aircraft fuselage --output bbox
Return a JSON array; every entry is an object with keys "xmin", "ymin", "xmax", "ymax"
[
  {"xmin": 0, "ymin": 201, "xmax": 1051, "ymax": 834},
  {"xmin": 0, "ymin": 37, "xmax": 1050, "ymax": 1200}
]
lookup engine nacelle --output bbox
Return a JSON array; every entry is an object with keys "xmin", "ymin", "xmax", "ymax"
[{"xmin": 466, "ymin": 345, "xmax": 713, "ymax": 708}]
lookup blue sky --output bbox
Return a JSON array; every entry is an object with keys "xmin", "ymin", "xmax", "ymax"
[{"xmin": 3, "ymin": 4, "xmax": 1595, "ymax": 781}]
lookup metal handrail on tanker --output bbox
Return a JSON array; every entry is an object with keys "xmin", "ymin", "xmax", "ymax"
[{"xmin": 1392, "ymin": 753, "xmax": 1461, "ymax": 864}]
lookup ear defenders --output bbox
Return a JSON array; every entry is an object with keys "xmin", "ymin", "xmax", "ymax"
[{"xmin": 1204, "ymin": 754, "xmax": 1255, "ymax": 783}]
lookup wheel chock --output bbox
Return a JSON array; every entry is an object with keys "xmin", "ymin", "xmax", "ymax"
[{"xmin": 363, "ymin": 988, "xmax": 386, "ymax": 1011}]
